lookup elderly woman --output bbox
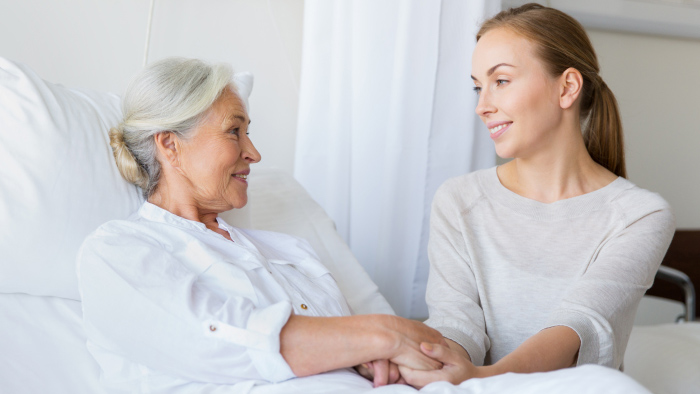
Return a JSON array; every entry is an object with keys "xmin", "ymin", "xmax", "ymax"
[{"xmin": 77, "ymin": 58, "xmax": 442, "ymax": 392}]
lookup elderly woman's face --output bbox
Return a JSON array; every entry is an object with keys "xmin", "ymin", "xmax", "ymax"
[{"xmin": 177, "ymin": 87, "xmax": 260, "ymax": 211}]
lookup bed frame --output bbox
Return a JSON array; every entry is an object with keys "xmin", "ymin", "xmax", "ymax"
[{"xmin": 648, "ymin": 230, "xmax": 699, "ymax": 321}]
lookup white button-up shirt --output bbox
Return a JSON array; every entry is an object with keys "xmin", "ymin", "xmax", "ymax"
[{"xmin": 77, "ymin": 202, "xmax": 352, "ymax": 392}]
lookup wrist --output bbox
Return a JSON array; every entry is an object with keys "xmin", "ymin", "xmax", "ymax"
[{"xmin": 474, "ymin": 364, "xmax": 500, "ymax": 379}]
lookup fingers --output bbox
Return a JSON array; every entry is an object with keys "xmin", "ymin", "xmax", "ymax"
[
  {"xmin": 372, "ymin": 359, "xmax": 389, "ymax": 388},
  {"xmin": 420, "ymin": 342, "xmax": 457, "ymax": 364},
  {"xmin": 391, "ymin": 347, "xmax": 444, "ymax": 371},
  {"xmin": 398, "ymin": 364, "xmax": 447, "ymax": 390},
  {"xmin": 388, "ymin": 361, "xmax": 401, "ymax": 384}
]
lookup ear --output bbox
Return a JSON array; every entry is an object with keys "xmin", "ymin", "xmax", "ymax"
[
  {"xmin": 153, "ymin": 132, "xmax": 181, "ymax": 168},
  {"xmin": 559, "ymin": 67, "xmax": 583, "ymax": 110}
]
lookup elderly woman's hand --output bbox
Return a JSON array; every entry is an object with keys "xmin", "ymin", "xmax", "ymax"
[
  {"xmin": 354, "ymin": 359, "xmax": 406, "ymax": 387},
  {"xmin": 378, "ymin": 316, "xmax": 448, "ymax": 371}
]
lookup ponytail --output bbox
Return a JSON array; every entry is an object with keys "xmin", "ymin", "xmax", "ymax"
[{"xmin": 584, "ymin": 78, "xmax": 626, "ymax": 178}]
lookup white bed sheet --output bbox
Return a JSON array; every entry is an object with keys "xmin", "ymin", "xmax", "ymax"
[
  {"xmin": 1, "ymin": 293, "xmax": 651, "ymax": 394},
  {"xmin": 624, "ymin": 322, "xmax": 700, "ymax": 394}
]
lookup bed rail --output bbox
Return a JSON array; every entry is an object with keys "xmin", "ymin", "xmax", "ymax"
[{"xmin": 655, "ymin": 265, "xmax": 696, "ymax": 322}]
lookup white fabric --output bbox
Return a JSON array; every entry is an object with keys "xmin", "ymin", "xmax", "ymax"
[
  {"xmin": 0, "ymin": 292, "xmax": 651, "ymax": 394},
  {"xmin": 294, "ymin": 0, "xmax": 498, "ymax": 318},
  {"xmin": 239, "ymin": 167, "xmax": 395, "ymax": 315},
  {"xmin": 77, "ymin": 201, "xmax": 354, "ymax": 391},
  {"xmin": 0, "ymin": 57, "xmax": 255, "ymax": 300},
  {"xmin": 0, "ymin": 56, "xmax": 142, "ymax": 299},
  {"xmin": 624, "ymin": 322, "xmax": 700, "ymax": 394}
]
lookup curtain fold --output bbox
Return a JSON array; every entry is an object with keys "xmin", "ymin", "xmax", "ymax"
[{"xmin": 295, "ymin": 0, "xmax": 498, "ymax": 318}]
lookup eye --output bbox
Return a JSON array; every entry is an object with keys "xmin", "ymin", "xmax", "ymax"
[
  {"xmin": 496, "ymin": 79, "xmax": 508, "ymax": 86},
  {"xmin": 229, "ymin": 127, "xmax": 240, "ymax": 136},
  {"xmin": 473, "ymin": 86, "xmax": 482, "ymax": 95}
]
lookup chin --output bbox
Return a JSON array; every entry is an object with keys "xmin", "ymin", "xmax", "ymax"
[
  {"xmin": 494, "ymin": 144, "xmax": 516, "ymax": 160},
  {"xmin": 230, "ymin": 196, "xmax": 248, "ymax": 210}
]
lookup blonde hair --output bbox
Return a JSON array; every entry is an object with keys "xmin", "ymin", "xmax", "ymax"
[
  {"xmin": 108, "ymin": 57, "xmax": 235, "ymax": 197},
  {"xmin": 478, "ymin": 3, "xmax": 626, "ymax": 177}
]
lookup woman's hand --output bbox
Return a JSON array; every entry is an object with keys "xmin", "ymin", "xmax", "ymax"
[
  {"xmin": 354, "ymin": 359, "xmax": 406, "ymax": 387},
  {"xmin": 398, "ymin": 342, "xmax": 481, "ymax": 389},
  {"xmin": 380, "ymin": 316, "xmax": 448, "ymax": 371}
]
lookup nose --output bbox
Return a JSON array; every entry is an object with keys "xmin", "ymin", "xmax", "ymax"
[
  {"xmin": 475, "ymin": 88, "xmax": 496, "ymax": 118},
  {"xmin": 241, "ymin": 135, "xmax": 261, "ymax": 163}
]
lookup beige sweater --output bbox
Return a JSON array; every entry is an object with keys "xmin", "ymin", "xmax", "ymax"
[{"xmin": 424, "ymin": 167, "xmax": 675, "ymax": 368}]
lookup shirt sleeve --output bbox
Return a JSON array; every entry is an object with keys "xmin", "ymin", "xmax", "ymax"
[
  {"xmin": 76, "ymin": 229, "xmax": 296, "ymax": 384},
  {"xmin": 544, "ymin": 203, "xmax": 675, "ymax": 368},
  {"xmin": 423, "ymin": 184, "xmax": 490, "ymax": 366}
]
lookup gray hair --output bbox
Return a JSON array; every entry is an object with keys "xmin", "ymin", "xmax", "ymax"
[{"xmin": 109, "ymin": 57, "xmax": 235, "ymax": 198}]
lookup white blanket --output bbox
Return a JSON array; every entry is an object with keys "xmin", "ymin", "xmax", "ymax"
[{"xmin": 0, "ymin": 293, "xmax": 650, "ymax": 394}]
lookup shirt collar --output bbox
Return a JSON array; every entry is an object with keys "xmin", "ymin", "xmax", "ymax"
[{"xmin": 138, "ymin": 202, "xmax": 209, "ymax": 232}]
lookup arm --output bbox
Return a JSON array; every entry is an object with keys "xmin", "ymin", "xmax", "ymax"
[
  {"xmin": 423, "ymin": 183, "xmax": 490, "ymax": 365},
  {"xmin": 280, "ymin": 314, "xmax": 445, "ymax": 377},
  {"xmin": 399, "ymin": 326, "xmax": 579, "ymax": 388},
  {"xmin": 79, "ymin": 229, "xmax": 443, "ymax": 384}
]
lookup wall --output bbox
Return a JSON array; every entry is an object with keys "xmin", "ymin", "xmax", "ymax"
[
  {"xmin": 0, "ymin": 0, "xmax": 303, "ymax": 174},
  {"xmin": 587, "ymin": 28, "xmax": 700, "ymax": 229}
]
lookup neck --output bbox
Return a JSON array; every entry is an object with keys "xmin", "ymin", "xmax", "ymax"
[
  {"xmin": 148, "ymin": 177, "xmax": 220, "ymax": 229},
  {"xmin": 498, "ymin": 126, "xmax": 616, "ymax": 203}
]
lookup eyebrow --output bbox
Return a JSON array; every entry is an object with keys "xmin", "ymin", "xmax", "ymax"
[
  {"xmin": 222, "ymin": 113, "xmax": 251, "ymax": 128},
  {"xmin": 471, "ymin": 63, "xmax": 516, "ymax": 81}
]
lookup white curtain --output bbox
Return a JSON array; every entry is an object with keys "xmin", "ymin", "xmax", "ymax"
[{"xmin": 294, "ymin": 0, "xmax": 499, "ymax": 318}]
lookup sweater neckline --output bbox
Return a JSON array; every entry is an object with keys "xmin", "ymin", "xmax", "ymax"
[{"xmin": 479, "ymin": 166, "xmax": 630, "ymax": 220}]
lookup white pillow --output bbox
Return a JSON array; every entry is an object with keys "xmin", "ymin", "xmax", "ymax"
[
  {"xmin": 0, "ymin": 59, "xmax": 257, "ymax": 300},
  {"xmin": 0, "ymin": 57, "xmax": 143, "ymax": 299},
  {"xmin": 241, "ymin": 168, "xmax": 395, "ymax": 315}
]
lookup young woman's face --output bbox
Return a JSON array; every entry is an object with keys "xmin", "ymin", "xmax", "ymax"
[{"xmin": 471, "ymin": 28, "xmax": 564, "ymax": 159}]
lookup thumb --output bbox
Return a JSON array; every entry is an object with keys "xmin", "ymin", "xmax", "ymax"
[{"xmin": 420, "ymin": 342, "xmax": 455, "ymax": 365}]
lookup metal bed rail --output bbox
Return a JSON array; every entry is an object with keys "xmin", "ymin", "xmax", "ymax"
[{"xmin": 655, "ymin": 265, "xmax": 696, "ymax": 322}]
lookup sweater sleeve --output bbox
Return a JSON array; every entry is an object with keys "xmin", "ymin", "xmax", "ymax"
[
  {"xmin": 77, "ymin": 230, "xmax": 296, "ymax": 384},
  {"xmin": 544, "ymin": 201, "xmax": 675, "ymax": 368},
  {"xmin": 423, "ymin": 183, "xmax": 491, "ymax": 366}
]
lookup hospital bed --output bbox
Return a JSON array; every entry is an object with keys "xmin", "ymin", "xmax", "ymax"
[{"xmin": 1, "ymin": 56, "xmax": 697, "ymax": 394}]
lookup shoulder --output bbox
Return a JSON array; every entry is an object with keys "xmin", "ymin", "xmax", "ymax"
[
  {"xmin": 609, "ymin": 178, "xmax": 675, "ymax": 229},
  {"xmin": 83, "ymin": 215, "xmax": 162, "ymax": 249},
  {"xmin": 433, "ymin": 167, "xmax": 491, "ymax": 213}
]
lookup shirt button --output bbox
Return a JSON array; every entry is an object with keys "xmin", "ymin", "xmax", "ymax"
[
  {"xmin": 300, "ymin": 304, "xmax": 308, "ymax": 310},
  {"xmin": 209, "ymin": 325, "xmax": 217, "ymax": 332}
]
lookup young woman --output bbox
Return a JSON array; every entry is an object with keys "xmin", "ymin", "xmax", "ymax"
[{"xmin": 399, "ymin": 3, "xmax": 675, "ymax": 388}]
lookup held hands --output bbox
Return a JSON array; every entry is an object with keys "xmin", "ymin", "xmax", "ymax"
[
  {"xmin": 357, "ymin": 341, "xmax": 481, "ymax": 389},
  {"xmin": 399, "ymin": 342, "xmax": 481, "ymax": 389},
  {"xmin": 355, "ymin": 316, "xmax": 450, "ymax": 388}
]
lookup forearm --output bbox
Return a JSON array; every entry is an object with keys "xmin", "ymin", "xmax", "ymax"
[
  {"xmin": 280, "ymin": 314, "xmax": 395, "ymax": 377},
  {"xmin": 480, "ymin": 326, "xmax": 580, "ymax": 377}
]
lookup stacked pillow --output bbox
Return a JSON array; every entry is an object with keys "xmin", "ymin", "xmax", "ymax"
[{"xmin": 0, "ymin": 58, "xmax": 254, "ymax": 300}]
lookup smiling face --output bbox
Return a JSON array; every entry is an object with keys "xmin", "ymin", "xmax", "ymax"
[
  {"xmin": 472, "ymin": 28, "xmax": 565, "ymax": 159},
  {"xmin": 177, "ymin": 87, "xmax": 261, "ymax": 211}
]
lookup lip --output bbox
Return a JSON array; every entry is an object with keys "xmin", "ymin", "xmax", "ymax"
[
  {"xmin": 232, "ymin": 169, "xmax": 250, "ymax": 184},
  {"xmin": 487, "ymin": 121, "xmax": 512, "ymax": 140},
  {"xmin": 486, "ymin": 120, "xmax": 511, "ymax": 129}
]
